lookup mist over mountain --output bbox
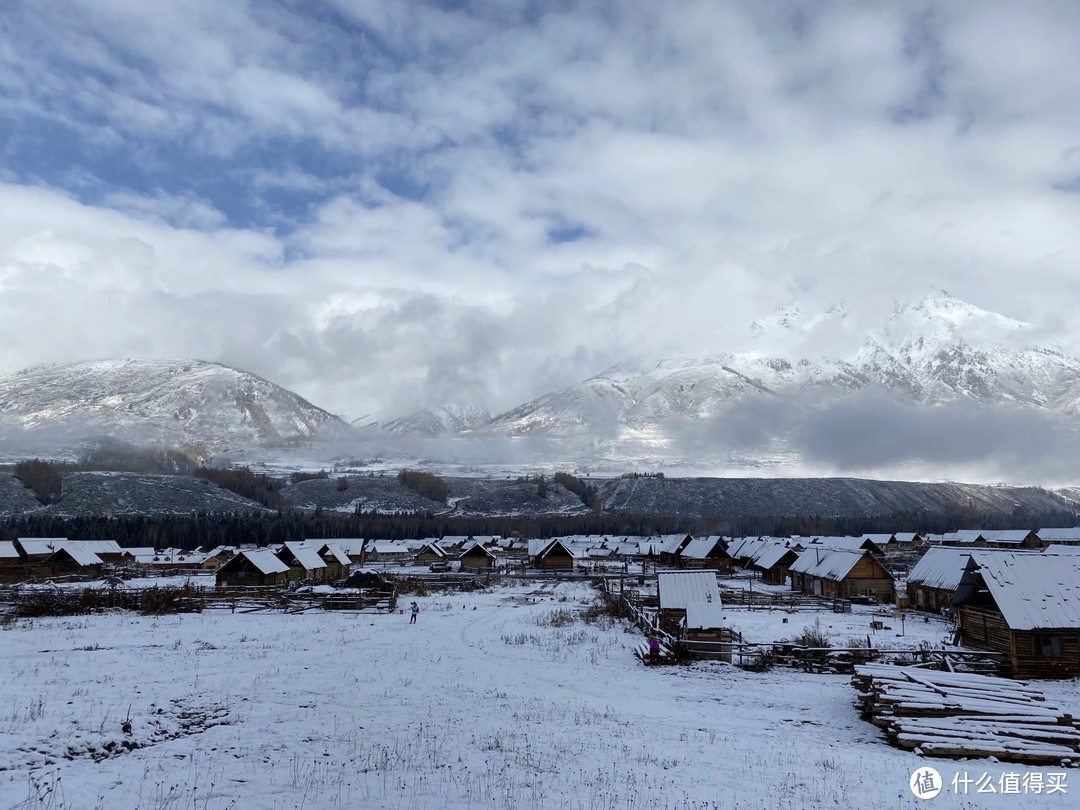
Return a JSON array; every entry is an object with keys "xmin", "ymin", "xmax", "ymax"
[{"xmin": 1, "ymin": 292, "xmax": 1079, "ymax": 485}]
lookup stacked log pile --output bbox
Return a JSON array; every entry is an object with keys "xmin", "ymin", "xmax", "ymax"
[{"xmin": 853, "ymin": 664, "xmax": 1080, "ymax": 764}]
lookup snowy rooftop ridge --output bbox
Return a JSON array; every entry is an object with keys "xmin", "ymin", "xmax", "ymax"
[{"xmin": 962, "ymin": 552, "xmax": 1080, "ymax": 631}]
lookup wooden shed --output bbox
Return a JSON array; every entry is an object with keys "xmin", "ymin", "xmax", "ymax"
[
  {"xmin": 459, "ymin": 542, "xmax": 496, "ymax": 571},
  {"xmin": 215, "ymin": 549, "xmax": 290, "ymax": 587},
  {"xmin": 789, "ymin": 549, "xmax": 894, "ymax": 603},
  {"xmin": 953, "ymin": 552, "xmax": 1080, "ymax": 679}
]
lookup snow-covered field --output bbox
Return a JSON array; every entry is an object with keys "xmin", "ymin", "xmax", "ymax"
[{"xmin": 2, "ymin": 581, "xmax": 1078, "ymax": 809}]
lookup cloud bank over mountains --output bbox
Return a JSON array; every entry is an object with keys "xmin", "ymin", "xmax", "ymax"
[{"xmin": 1, "ymin": 1, "xmax": 1079, "ymax": 434}]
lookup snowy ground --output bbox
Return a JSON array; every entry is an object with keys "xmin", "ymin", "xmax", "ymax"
[{"xmin": 2, "ymin": 581, "xmax": 1078, "ymax": 809}]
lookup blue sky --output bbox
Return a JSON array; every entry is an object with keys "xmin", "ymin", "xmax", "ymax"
[{"xmin": 1, "ymin": 0, "xmax": 1079, "ymax": 420}]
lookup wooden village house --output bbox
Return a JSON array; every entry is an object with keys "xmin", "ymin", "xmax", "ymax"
[
  {"xmin": 531, "ymin": 538, "xmax": 576, "ymax": 571},
  {"xmin": 314, "ymin": 542, "xmax": 351, "ymax": 580},
  {"xmin": 276, "ymin": 542, "xmax": 329, "ymax": 583},
  {"xmin": 953, "ymin": 552, "xmax": 1080, "ymax": 679},
  {"xmin": 458, "ymin": 542, "xmax": 496, "ymax": 572},
  {"xmin": 751, "ymin": 543, "xmax": 801, "ymax": 586},
  {"xmin": 789, "ymin": 548, "xmax": 895, "ymax": 603},
  {"xmin": 215, "ymin": 549, "xmax": 291, "ymax": 587},
  {"xmin": 0, "ymin": 540, "xmax": 27, "ymax": 582},
  {"xmin": 414, "ymin": 541, "xmax": 448, "ymax": 566},
  {"xmin": 676, "ymin": 536, "xmax": 733, "ymax": 573},
  {"xmin": 40, "ymin": 546, "xmax": 104, "ymax": 578}
]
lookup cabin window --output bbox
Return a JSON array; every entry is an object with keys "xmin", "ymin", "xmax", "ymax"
[{"xmin": 1033, "ymin": 635, "xmax": 1062, "ymax": 657}]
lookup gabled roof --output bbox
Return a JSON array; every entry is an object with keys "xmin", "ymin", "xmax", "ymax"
[
  {"xmin": 0, "ymin": 541, "xmax": 21, "ymax": 559},
  {"xmin": 790, "ymin": 549, "xmax": 887, "ymax": 582},
  {"xmin": 459, "ymin": 543, "xmax": 496, "ymax": 559},
  {"xmin": 1038, "ymin": 528, "xmax": 1080, "ymax": 542},
  {"xmin": 893, "ymin": 532, "xmax": 921, "ymax": 543},
  {"xmin": 414, "ymin": 541, "xmax": 447, "ymax": 558},
  {"xmin": 806, "ymin": 536, "xmax": 882, "ymax": 554},
  {"xmin": 123, "ymin": 547, "xmax": 156, "ymax": 558},
  {"xmin": 281, "ymin": 542, "xmax": 327, "ymax": 571},
  {"xmin": 235, "ymin": 548, "xmax": 290, "ymax": 576},
  {"xmin": 655, "ymin": 534, "xmax": 693, "ymax": 554},
  {"xmin": 751, "ymin": 543, "xmax": 799, "ymax": 571},
  {"xmin": 679, "ymin": 537, "xmax": 729, "ymax": 560},
  {"xmin": 861, "ymin": 534, "xmax": 895, "ymax": 544},
  {"xmin": 17, "ymin": 538, "xmax": 67, "ymax": 556},
  {"xmin": 48, "ymin": 546, "xmax": 103, "ymax": 567},
  {"xmin": 68, "ymin": 540, "xmax": 123, "ymax": 555},
  {"xmin": 317, "ymin": 543, "xmax": 352, "ymax": 566},
  {"xmin": 982, "ymin": 529, "xmax": 1037, "ymax": 544},
  {"xmin": 657, "ymin": 571, "xmax": 722, "ymax": 611},
  {"xmin": 334, "ymin": 538, "xmax": 367, "ymax": 555},
  {"xmin": 906, "ymin": 546, "xmax": 977, "ymax": 592},
  {"xmin": 1044, "ymin": 545, "xmax": 1080, "ymax": 555},
  {"xmin": 958, "ymin": 552, "xmax": 1080, "ymax": 631}
]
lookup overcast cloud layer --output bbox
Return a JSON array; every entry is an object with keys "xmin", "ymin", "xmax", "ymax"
[{"xmin": 2, "ymin": 1, "xmax": 1080, "ymax": 424}]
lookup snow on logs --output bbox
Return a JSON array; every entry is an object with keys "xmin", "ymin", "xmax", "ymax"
[{"xmin": 852, "ymin": 665, "xmax": 1080, "ymax": 765}]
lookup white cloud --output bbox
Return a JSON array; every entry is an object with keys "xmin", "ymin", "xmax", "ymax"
[{"xmin": 0, "ymin": 0, "xmax": 1078, "ymax": 433}]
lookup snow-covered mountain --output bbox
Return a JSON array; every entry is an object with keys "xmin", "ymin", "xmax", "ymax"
[
  {"xmin": 479, "ymin": 291, "xmax": 1080, "ymax": 440},
  {"xmin": 355, "ymin": 404, "xmax": 493, "ymax": 436},
  {"xmin": 0, "ymin": 359, "xmax": 351, "ymax": 453}
]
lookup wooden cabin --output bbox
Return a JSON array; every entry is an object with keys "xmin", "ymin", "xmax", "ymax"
[
  {"xmin": 1038, "ymin": 528, "xmax": 1080, "ymax": 546},
  {"xmin": 15, "ymin": 537, "xmax": 68, "ymax": 564},
  {"xmin": 676, "ymin": 536, "xmax": 733, "ymax": 573},
  {"xmin": 415, "ymin": 541, "xmax": 448, "ymax": 566},
  {"xmin": 656, "ymin": 534, "xmax": 694, "ymax": 565},
  {"xmin": 459, "ymin": 542, "xmax": 496, "ymax": 571},
  {"xmin": 276, "ymin": 542, "xmax": 329, "ymax": 583},
  {"xmin": 215, "ymin": 549, "xmax": 290, "ymax": 587},
  {"xmin": 953, "ymin": 552, "xmax": 1080, "ymax": 679},
  {"xmin": 41, "ymin": 546, "xmax": 103, "ymax": 578},
  {"xmin": 533, "ymin": 539, "xmax": 575, "ymax": 571},
  {"xmin": 789, "ymin": 549, "xmax": 894, "ymax": 603},
  {"xmin": 751, "ymin": 544, "xmax": 800, "ymax": 586},
  {"xmin": 905, "ymin": 546, "xmax": 976, "ymax": 613},
  {"xmin": 982, "ymin": 530, "xmax": 1044, "ymax": 550},
  {"xmin": 314, "ymin": 542, "xmax": 352, "ymax": 580}
]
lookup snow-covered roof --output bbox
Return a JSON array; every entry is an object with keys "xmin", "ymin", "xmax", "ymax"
[
  {"xmin": 317, "ymin": 543, "xmax": 352, "ymax": 565},
  {"xmin": 1038, "ymin": 528, "xmax": 1080, "ymax": 542},
  {"xmin": 655, "ymin": 534, "xmax": 692, "ymax": 554},
  {"xmin": 961, "ymin": 552, "xmax": 1080, "ymax": 631},
  {"xmin": 459, "ymin": 543, "xmax": 496, "ymax": 559},
  {"xmin": 679, "ymin": 537, "xmax": 728, "ymax": 560},
  {"xmin": 281, "ymin": 542, "xmax": 327, "ymax": 571},
  {"xmin": 893, "ymin": 532, "xmax": 921, "ymax": 544},
  {"xmin": 751, "ymin": 543, "xmax": 799, "ymax": 571},
  {"xmin": 805, "ymin": 536, "xmax": 881, "ymax": 553},
  {"xmin": 1044, "ymin": 545, "xmax": 1080, "ymax": 555},
  {"xmin": 368, "ymin": 541, "xmax": 412, "ymax": 554},
  {"xmin": 122, "ymin": 547, "xmax": 156, "ymax": 558},
  {"xmin": 789, "ymin": 549, "xmax": 884, "ymax": 581},
  {"xmin": 0, "ymin": 541, "xmax": 20, "ymax": 559},
  {"xmin": 68, "ymin": 540, "xmax": 122, "ymax": 555},
  {"xmin": 51, "ymin": 546, "xmax": 103, "ymax": 567},
  {"xmin": 657, "ymin": 571, "xmax": 721, "ymax": 611},
  {"xmin": 982, "ymin": 529, "xmax": 1036, "ymax": 545},
  {"xmin": 684, "ymin": 600, "xmax": 725, "ymax": 630},
  {"xmin": 861, "ymin": 534, "xmax": 895, "ymax": 544},
  {"xmin": 17, "ymin": 538, "xmax": 67, "ymax": 556},
  {"xmin": 335, "ymin": 538, "xmax": 367, "ymax": 555},
  {"xmin": 237, "ymin": 548, "xmax": 290, "ymax": 575},
  {"xmin": 906, "ymin": 547, "xmax": 976, "ymax": 591}
]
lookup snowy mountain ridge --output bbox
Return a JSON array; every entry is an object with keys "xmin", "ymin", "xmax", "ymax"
[{"xmin": 0, "ymin": 358, "xmax": 350, "ymax": 454}]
